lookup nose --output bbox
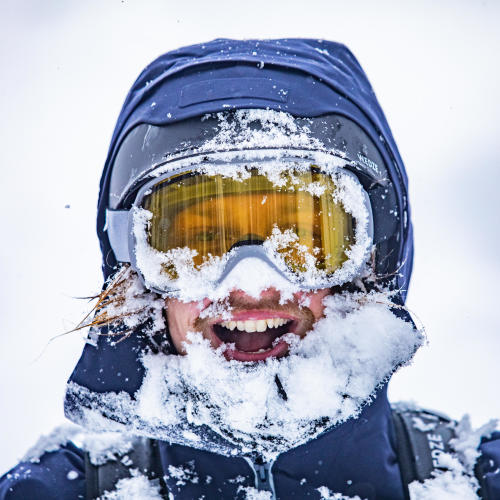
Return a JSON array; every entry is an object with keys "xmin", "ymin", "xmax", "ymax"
[
  {"xmin": 228, "ymin": 234, "xmax": 265, "ymax": 251},
  {"xmin": 229, "ymin": 287, "xmax": 282, "ymax": 303}
]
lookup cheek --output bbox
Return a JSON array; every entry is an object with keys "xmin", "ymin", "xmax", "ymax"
[
  {"xmin": 165, "ymin": 299, "xmax": 203, "ymax": 354},
  {"xmin": 299, "ymin": 289, "xmax": 331, "ymax": 320}
]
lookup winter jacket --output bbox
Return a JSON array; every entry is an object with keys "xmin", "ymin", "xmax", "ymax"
[
  {"xmin": 2, "ymin": 386, "xmax": 500, "ymax": 499},
  {"xmin": 0, "ymin": 386, "xmax": 405, "ymax": 499}
]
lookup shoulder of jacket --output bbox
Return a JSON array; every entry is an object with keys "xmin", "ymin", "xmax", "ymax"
[
  {"xmin": 477, "ymin": 431, "xmax": 500, "ymax": 499},
  {"xmin": 0, "ymin": 443, "xmax": 85, "ymax": 500},
  {"xmin": 0, "ymin": 424, "xmax": 137, "ymax": 500}
]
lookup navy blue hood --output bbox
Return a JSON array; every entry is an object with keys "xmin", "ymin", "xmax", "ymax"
[{"xmin": 65, "ymin": 39, "xmax": 416, "ymax": 460}]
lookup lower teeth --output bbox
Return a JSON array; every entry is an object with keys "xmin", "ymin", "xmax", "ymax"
[{"xmin": 228, "ymin": 346, "xmax": 272, "ymax": 354}]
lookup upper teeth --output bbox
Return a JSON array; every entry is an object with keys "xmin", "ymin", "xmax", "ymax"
[{"xmin": 220, "ymin": 318, "xmax": 289, "ymax": 333}]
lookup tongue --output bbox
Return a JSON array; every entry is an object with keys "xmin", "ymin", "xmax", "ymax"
[
  {"xmin": 234, "ymin": 331, "xmax": 276, "ymax": 351},
  {"xmin": 214, "ymin": 324, "xmax": 288, "ymax": 352}
]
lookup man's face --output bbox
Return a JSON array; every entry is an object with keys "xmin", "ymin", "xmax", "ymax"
[{"xmin": 166, "ymin": 287, "xmax": 330, "ymax": 362}]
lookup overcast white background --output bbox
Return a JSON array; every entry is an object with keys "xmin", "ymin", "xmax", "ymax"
[{"xmin": 1, "ymin": 0, "xmax": 499, "ymax": 475}]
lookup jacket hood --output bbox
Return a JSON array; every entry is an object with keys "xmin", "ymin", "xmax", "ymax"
[{"xmin": 66, "ymin": 39, "xmax": 416, "ymax": 457}]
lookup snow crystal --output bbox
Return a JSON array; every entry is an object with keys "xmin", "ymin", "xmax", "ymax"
[
  {"xmin": 408, "ymin": 470, "xmax": 478, "ymax": 500},
  {"xmin": 166, "ymin": 461, "xmax": 199, "ymax": 486},
  {"xmin": 305, "ymin": 180, "xmax": 326, "ymax": 196},
  {"xmin": 79, "ymin": 432, "xmax": 133, "ymax": 466},
  {"xmin": 314, "ymin": 47, "xmax": 330, "ymax": 56},
  {"xmin": 451, "ymin": 414, "xmax": 498, "ymax": 474},
  {"xmin": 154, "ymin": 110, "xmax": 346, "ymax": 171},
  {"xmin": 196, "ymin": 109, "xmax": 316, "ymax": 152},
  {"xmin": 66, "ymin": 470, "xmax": 78, "ymax": 480},
  {"xmin": 182, "ymin": 429, "xmax": 201, "ymax": 442},
  {"xmin": 21, "ymin": 423, "xmax": 135, "ymax": 472},
  {"xmin": 227, "ymin": 474, "xmax": 246, "ymax": 484},
  {"xmin": 99, "ymin": 469, "xmax": 162, "ymax": 500},
  {"xmin": 412, "ymin": 416, "xmax": 437, "ymax": 432}
]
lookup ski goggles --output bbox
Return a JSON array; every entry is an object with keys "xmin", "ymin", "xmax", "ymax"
[{"xmin": 106, "ymin": 152, "xmax": 373, "ymax": 296}]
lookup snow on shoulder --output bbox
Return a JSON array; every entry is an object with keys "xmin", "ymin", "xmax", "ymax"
[
  {"xmin": 22, "ymin": 424, "xmax": 82, "ymax": 463},
  {"xmin": 21, "ymin": 422, "xmax": 137, "ymax": 468},
  {"xmin": 409, "ymin": 415, "xmax": 498, "ymax": 500}
]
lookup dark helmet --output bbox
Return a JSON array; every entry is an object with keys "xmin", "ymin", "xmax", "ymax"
[{"xmin": 97, "ymin": 38, "xmax": 413, "ymax": 300}]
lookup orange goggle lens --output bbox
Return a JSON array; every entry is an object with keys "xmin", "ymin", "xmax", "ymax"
[{"xmin": 143, "ymin": 169, "xmax": 354, "ymax": 276}]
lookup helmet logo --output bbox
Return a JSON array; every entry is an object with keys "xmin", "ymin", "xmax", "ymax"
[{"xmin": 357, "ymin": 152, "xmax": 380, "ymax": 176}]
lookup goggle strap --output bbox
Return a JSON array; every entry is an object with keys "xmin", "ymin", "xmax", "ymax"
[{"xmin": 106, "ymin": 209, "xmax": 131, "ymax": 263}]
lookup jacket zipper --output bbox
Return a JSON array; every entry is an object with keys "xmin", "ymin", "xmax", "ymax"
[{"xmin": 244, "ymin": 457, "xmax": 277, "ymax": 499}]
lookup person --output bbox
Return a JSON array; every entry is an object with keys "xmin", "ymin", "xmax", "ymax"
[{"xmin": 1, "ymin": 38, "xmax": 499, "ymax": 500}]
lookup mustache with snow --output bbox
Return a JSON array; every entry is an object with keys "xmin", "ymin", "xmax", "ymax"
[{"xmin": 194, "ymin": 291, "xmax": 315, "ymax": 362}]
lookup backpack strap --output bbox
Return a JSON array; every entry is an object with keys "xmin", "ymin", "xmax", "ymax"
[
  {"xmin": 85, "ymin": 436, "xmax": 168, "ymax": 499},
  {"xmin": 392, "ymin": 407, "xmax": 457, "ymax": 500}
]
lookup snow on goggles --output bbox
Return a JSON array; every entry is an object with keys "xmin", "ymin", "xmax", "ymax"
[{"xmin": 106, "ymin": 154, "xmax": 373, "ymax": 296}]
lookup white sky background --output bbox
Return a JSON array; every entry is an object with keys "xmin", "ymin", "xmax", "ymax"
[{"xmin": 1, "ymin": 0, "xmax": 499, "ymax": 475}]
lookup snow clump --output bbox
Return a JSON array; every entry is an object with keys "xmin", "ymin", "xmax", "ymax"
[
  {"xmin": 99, "ymin": 469, "xmax": 162, "ymax": 500},
  {"xmin": 22, "ymin": 424, "xmax": 81, "ymax": 463},
  {"xmin": 237, "ymin": 485, "xmax": 273, "ymax": 500},
  {"xmin": 316, "ymin": 486, "xmax": 362, "ymax": 499},
  {"xmin": 67, "ymin": 291, "xmax": 423, "ymax": 460}
]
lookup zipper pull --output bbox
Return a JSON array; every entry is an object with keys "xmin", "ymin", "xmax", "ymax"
[
  {"xmin": 253, "ymin": 461, "xmax": 273, "ymax": 492},
  {"xmin": 244, "ymin": 456, "xmax": 276, "ymax": 498}
]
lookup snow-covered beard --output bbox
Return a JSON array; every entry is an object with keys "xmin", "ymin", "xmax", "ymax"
[{"xmin": 136, "ymin": 292, "xmax": 423, "ymax": 461}]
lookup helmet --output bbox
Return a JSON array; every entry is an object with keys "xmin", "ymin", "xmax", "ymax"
[{"xmin": 97, "ymin": 39, "xmax": 413, "ymax": 301}]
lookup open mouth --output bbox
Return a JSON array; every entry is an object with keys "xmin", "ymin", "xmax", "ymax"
[{"xmin": 212, "ymin": 316, "xmax": 296, "ymax": 361}]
